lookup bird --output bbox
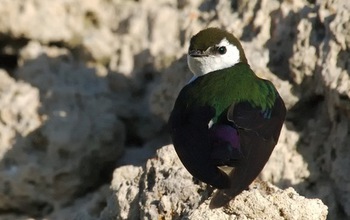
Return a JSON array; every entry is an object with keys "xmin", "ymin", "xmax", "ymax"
[{"xmin": 168, "ymin": 27, "xmax": 286, "ymax": 208}]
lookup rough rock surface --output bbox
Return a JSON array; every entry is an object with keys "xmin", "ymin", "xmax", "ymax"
[
  {"xmin": 0, "ymin": 0, "xmax": 348, "ymax": 219},
  {"xmin": 100, "ymin": 145, "xmax": 210, "ymax": 220},
  {"xmin": 101, "ymin": 145, "xmax": 328, "ymax": 220},
  {"xmin": 0, "ymin": 44, "xmax": 126, "ymax": 216}
]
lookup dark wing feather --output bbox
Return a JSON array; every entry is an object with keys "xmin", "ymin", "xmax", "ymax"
[
  {"xmin": 210, "ymin": 95, "xmax": 286, "ymax": 208},
  {"xmin": 169, "ymin": 104, "xmax": 230, "ymax": 189}
]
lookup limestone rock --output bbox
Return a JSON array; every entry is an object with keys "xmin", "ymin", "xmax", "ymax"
[
  {"xmin": 0, "ymin": 43, "xmax": 126, "ymax": 215},
  {"xmin": 101, "ymin": 145, "xmax": 328, "ymax": 220},
  {"xmin": 100, "ymin": 166, "xmax": 142, "ymax": 220},
  {"xmin": 0, "ymin": 0, "xmax": 119, "ymax": 62},
  {"xmin": 0, "ymin": 69, "xmax": 40, "ymax": 154},
  {"xmin": 49, "ymin": 185, "xmax": 110, "ymax": 220},
  {"xmin": 0, "ymin": 70, "xmax": 42, "ymax": 211},
  {"xmin": 149, "ymin": 55, "xmax": 192, "ymax": 121},
  {"xmin": 190, "ymin": 182, "xmax": 328, "ymax": 220},
  {"xmin": 100, "ymin": 145, "xmax": 210, "ymax": 220}
]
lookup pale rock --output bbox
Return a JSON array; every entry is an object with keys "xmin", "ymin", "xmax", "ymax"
[
  {"xmin": 0, "ymin": 69, "xmax": 42, "ymax": 209},
  {"xmin": 0, "ymin": 44, "xmax": 126, "ymax": 215},
  {"xmin": 149, "ymin": 55, "xmax": 192, "ymax": 121},
  {"xmin": 100, "ymin": 166, "xmax": 142, "ymax": 220},
  {"xmin": 101, "ymin": 145, "xmax": 209, "ymax": 220},
  {"xmin": 190, "ymin": 182, "xmax": 328, "ymax": 220},
  {"xmin": 101, "ymin": 145, "xmax": 328, "ymax": 220},
  {"xmin": 49, "ymin": 185, "xmax": 110, "ymax": 220},
  {"xmin": 83, "ymin": 27, "xmax": 118, "ymax": 63}
]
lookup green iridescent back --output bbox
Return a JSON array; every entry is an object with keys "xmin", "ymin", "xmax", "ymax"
[{"xmin": 179, "ymin": 63, "xmax": 277, "ymax": 123}]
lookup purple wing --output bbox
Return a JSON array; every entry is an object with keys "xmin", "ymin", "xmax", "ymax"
[
  {"xmin": 209, "ymin": 95, "xmax": 286, "ymax": 208},
  {"xmin": 209, "ymin": 124, "xmax": 243, "ymax": 167}
]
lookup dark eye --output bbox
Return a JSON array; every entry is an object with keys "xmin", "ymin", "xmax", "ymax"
[{"xmin": 218, "ymin": 46, "xmax": 227, "ymax": 55}]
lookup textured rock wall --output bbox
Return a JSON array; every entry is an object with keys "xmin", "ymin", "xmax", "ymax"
[{"xmin": 0, "ymin": 0, "xmax": 348, "ymax": 219}]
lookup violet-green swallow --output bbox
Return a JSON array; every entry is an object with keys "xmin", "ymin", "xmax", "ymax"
[{"xmin": 168, "ymin": 27, "xmax": 286, "ymax": 208}]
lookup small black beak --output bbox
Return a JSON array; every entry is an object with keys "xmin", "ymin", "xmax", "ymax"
[{"xmin": 188, "ymin": 49, "xmax": 206, "ymax": 57}]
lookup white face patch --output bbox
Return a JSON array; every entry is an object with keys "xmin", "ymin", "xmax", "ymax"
[{"xmin": 187, "ymin": 38, "xmax": 240, "ymax": 77}]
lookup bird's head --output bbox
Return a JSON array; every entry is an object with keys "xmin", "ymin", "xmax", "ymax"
[{"xmin": 187, "ymin": 27, "xmax": 247, "ymax": 77}]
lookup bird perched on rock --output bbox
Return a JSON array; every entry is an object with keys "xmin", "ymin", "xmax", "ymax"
[{"xmin": 168, "ymin": 27, "xmax": 286, "ymax": 208}]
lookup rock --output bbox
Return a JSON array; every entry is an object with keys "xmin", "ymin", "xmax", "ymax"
[
  {"xmin": 101, "ymin": 145, "xmax": 328, "ymax": 219},
  {"xmin": 0, "ymin": 0, "xmax": 348, "ymax": 218},
  {"xmin": 49, "ymin": 185, "xmax": 110, "ymax": 220},
  {"xmin": 0, "ymin": 70, "xmax": 42, "ymax": 211},
  {"xmin": 190, "ymin": 183, "xmax": 328, "ymax": 220},
  {"xmin": 0, "ymin": 43, "xmax": 126, "ymax": 215},
  {"xmin": 99, "ymin": 166, "xmax": 142, "ymax": 220},
  {"xmin": 149, "ymin": 55, "xmax": 192, "ymax": 121},
  {"xmin": 268, "ymin": 1, "xmax": 350, "ymax": 218},
  {"xmin": 100, "ymin": 145, "xmax": 211, "ymax": 220},
  {"xmin": 0, "ymin": 69, "xmax": 40, "ymax": 149}
]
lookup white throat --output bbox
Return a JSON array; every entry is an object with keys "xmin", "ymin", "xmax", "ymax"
[{"xmin": 187, "ymin": 38, "xmax": 240, "ymax": 77}]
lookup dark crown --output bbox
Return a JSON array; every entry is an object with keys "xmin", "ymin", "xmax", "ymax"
[{"xmin": 189, "ymin": 27, "xmax": 247, "ymax": 63}]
